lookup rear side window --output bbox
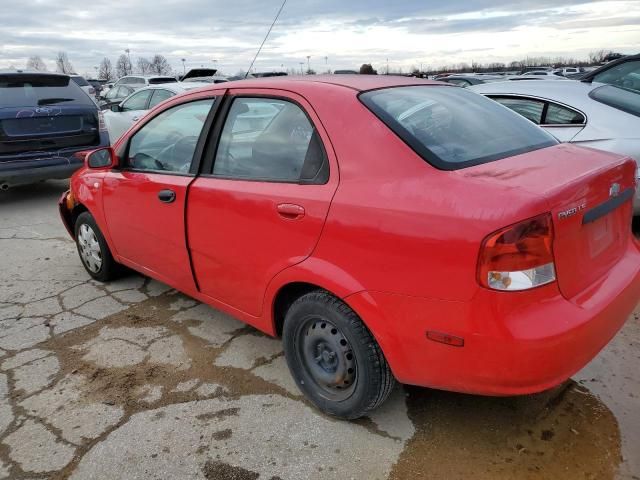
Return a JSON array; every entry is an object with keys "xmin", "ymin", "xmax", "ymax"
[
  {"xmin": 0, "ymin": 74, "xmax": 92, "ymax": 106},
  {"xmin": 360, "ymin": 86, "xmax": 557, "ymax": 170},
  {"xmin": 544, "ymin": 103, "xmax": 585, "ymax": 125},
  {"xmin": 589, "ymin": 85, "xmax": 640, "ymax": 117},
  {"xmin": 212, "ymin": 97, "xmax": 328, "ymax": 183}
]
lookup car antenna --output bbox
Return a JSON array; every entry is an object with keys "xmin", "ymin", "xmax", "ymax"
[{"xmin": 245, "ymin": 0, "xmax": 287, "ymax": 79}]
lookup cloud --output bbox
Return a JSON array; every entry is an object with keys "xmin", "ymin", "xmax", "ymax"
[{"xmin": 0, "ymin": 0, "xmax": 638, "ymax": 75}]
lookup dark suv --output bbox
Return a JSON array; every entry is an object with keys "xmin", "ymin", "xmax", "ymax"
[{"xmin": 0, "ymin": 72, "xmax": 109, "ymax": 189}]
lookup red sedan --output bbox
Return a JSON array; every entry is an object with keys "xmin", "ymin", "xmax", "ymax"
[{"xmin": 59, "ymin": 76, "xmax": 640, "ymax": 419}]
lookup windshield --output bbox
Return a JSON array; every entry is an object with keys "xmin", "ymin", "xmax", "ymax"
[
  {"xmin": 589, "ymin": 85, "xmax": 640, "ymax": 117},
  {"xmin": 0, "ymin": 74, "xmax": 92, "ymax": 107},
  {"xmin": 592, "ymin": 60, "xmax": 640, "ymax": 93},
  {"xmin": 359, "ymin": 85, "xmax": 557, "ymax": 170}
]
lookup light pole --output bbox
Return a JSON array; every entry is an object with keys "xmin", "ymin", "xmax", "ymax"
[
  {"xmin": 324, "ymin": 56, "xmax": 328, "ymax": 73},
  {"xmin": 125, "ymin": 49, "xmax": 131, "ymax": 75},
  {"xmin": 386, "ymin": 58, "xmax": 389, "ymax": 75},
  {"xmin": 299, "ymin": 62, "xmax": 304, "ymax": 75},
  {"xmin": 181, "ymin": 58, "xmax": 186, "ymax": 75},
  {"xmin": 306, "ymin": 55, "xmax": 311, "ymax": 74},
  {"xmin": 212, "ymin": 59, "xmax": 218, "ymax": 71}
]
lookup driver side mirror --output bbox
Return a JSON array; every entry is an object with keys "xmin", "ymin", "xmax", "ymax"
[
  {"xmin": 86, "ymin": 147, "xmax": 118, "ymax": 169},
  {"xmin": 110, "ymin": 104, "xmax": 122, "ymax": 113}
]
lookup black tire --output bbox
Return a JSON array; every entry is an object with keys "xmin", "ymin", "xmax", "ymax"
[
  {"xmin": 282, "ymin": 290, "xmax": 396, "ymax": 419},
  {"xmin": 74, "ymin": 212, "xmax": 121, "ymax": 282}
]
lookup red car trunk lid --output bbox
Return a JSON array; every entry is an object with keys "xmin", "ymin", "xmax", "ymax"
[{"xmin": 461, "ymin": 144, "xmax": 636, "ymax": 299}]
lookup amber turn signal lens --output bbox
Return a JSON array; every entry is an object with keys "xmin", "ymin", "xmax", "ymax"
[{"xmin": 65, "ymin": 191, "xmax": 75, "ymax": 210}]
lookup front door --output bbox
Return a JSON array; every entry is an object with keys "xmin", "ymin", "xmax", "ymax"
[
  {"xmin": 103, "ymin": 98, "xmax": 216, "ymax": 290},
  {"xmin": 188, "ymin": 91, "xmax": 338, "ymax": 317}
]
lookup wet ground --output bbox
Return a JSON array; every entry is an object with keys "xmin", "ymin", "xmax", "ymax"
[{"xmin": 0, "ymin": 180, "xmax": 638, "ymax": 480}]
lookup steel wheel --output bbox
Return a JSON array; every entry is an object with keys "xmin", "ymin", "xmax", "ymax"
[
  {"xmin": 297, "ymin": 315, "xmax": 357, "ymax": 401},
  {"xmin": 77, "ymin": 223, "xmax": 102, "ymax": 273}
]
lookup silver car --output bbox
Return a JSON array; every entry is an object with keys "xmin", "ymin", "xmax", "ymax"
[{"xmin": 470, "ymin": 80, "xmax": 640, "ymax": 214}]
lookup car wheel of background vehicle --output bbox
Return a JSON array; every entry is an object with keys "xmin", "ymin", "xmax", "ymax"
[
  {"xmin": 74, "ymin": 212, "xmax": 120, "ymax": 282},
  {"xmin": 282, "ymin": 290, "xmax": 396, "ymax": 419}
]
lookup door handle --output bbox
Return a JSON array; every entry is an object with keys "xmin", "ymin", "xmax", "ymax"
[
  {"xmin": 277, "ymin": 203, "xmax": 305, "ymax": 219},
  {"xmin": 132, "ymin": 116, "xmax": 140, "ymax": 121},
  {"xmin": 158, "ymin": 189, "xmax": 176, "ymax": 203}
]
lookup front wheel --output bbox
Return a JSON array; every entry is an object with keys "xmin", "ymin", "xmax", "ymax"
[
  {"xmin": 74, "ymin": 212, "xmax": 121, "ymax": 282},
  {"xmin": 282, "ymin": 291, "xmax": 396, "ymax": 419}
]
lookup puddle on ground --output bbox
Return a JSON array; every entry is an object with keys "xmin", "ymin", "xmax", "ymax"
[{"xmin": 391, "ymin": 382, "xmax": 622, "ymax": 479}]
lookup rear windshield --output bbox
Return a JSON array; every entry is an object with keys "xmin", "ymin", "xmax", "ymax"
[
  {"xmin": 0, "ymin": 74, "xmax": 92, "ymax": 107},
  {"xmin": 149, "ymin": 77, "xmax": 177, "ymax": 84},
  {"xmin": 359, "ymin": 85, "xmax": 557, "ymax": 170},
  {"xmin": 589, "ymin": 85, "xmax": 640, "ymax": 117},
  {"xmin": 71, "ymin": 76, "xmax": 89, "ymax": 87}
]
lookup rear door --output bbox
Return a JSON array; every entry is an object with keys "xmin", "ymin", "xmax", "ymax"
[
  {"xmin": 188, "ymin": 89, "xmax": 338, "ymax": 316},
  {"xmin": 102, "ymin": 96, "xmax": 216, "ymax": 290}
]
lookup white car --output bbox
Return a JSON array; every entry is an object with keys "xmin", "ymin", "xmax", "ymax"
[
  {"xmin": 103, "ymin": 82, "xmax": 208, "ymax": 141},
  {"xmin": 100, "ymin": 75, "xmax": 178, "ymax": 99},
  {"xmin": 507, "ymin": 71, "xmax": 569, "ymax": 81},
  {"xmin": 470, "ymin": 80, "xmax": 640, "ymax": 213}
]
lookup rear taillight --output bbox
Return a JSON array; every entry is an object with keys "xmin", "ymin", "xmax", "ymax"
[
  {"xmin": 478, "ymin": 214, "xmax": 556, "ymax": 291},
  {"xmin": 98, "ymin": 111, "xmax": 107, "ymax": 132}
]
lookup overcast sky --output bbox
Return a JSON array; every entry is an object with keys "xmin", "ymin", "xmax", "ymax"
[{"xmin": 1, "ymin": 0, "xmax": 638, "ymax": 76}]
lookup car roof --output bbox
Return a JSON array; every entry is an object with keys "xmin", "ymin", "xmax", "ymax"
[
  {"xmin": 197, "ymin": 74, "xmax": 442, "ymax": 93},
  {"xmin": 469, "ymin": 79, "xmax": 599, "ymax": 101},
  {"xmin": 0, "ymin": 70, "xmax": 69, "ymax": 77}
]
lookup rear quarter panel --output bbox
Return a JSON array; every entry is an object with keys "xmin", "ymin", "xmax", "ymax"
[{"xmin": 300, "ymin": 85, "xmax": 549, "ymax": 302}]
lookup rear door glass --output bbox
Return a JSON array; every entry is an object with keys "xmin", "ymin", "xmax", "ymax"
[
  {"xmin": 491, "ymin": 96, "xmax": 544, "ymax": 124},
  {"xmin": 212, "ymin": 97, "xmax": 328, "ymax": 183}
]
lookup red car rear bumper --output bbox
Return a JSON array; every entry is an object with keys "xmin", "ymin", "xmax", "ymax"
[{"xmin": 345, "ymin": 240, "xmax": 640, "ymax": 396}]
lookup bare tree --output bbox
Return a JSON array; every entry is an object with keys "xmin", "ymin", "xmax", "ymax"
[
  {"xmin": 136, "ymin": 57, "xmax": 152, "ymax": 75},
  {"xmin": 26, "ymin": 56, "xmax": 47, "ymax": 71},
  {"xmin": 149, "ymin": 55, "xmax": 172, "ymax": 75},
  {"xmin": 98, "ymin": 57, "xmax": 115, "ymax": 81},
  {"xmin": 115, "ymin": 54, "xmax": 132, "ymax": 78},
  {"xmin": 359, "ymin": 64, "xmax": 377, "ymax": 75},
  {"xmin": 55, "ymin": 52, "xmax": 74, "ymax": 74}
]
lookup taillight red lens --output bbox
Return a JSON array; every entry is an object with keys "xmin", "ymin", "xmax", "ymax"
[{"xmin": 478, "ymin": 214, "xmax": 556, "ymax": 291}]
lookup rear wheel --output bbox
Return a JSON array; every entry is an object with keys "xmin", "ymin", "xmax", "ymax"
[
  {"xmin": 74, "ymin": 212, "xmax": 121, "ymax": 282},
  {"xmin": 282, "ymin": 290, "xmax": 395, "ymax": 419}
]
